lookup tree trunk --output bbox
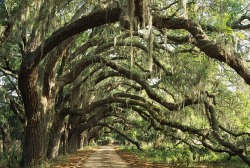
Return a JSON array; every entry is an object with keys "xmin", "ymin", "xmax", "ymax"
[
  {"xmin": 47, "ymin": 113, "xmax": 64, "ymax": 159},
  {"xmin": 61, "ymin": 125, "xmax": 68, "ymax": 155},
  {"xmin": 19, "ymin": 67, "xmax": 48, "ymax": 167},
  {"xmin": 21, "ymin": 118, "xmax": 46, "ymax": 167},
  {"xmin": 82, "ymin": 131, "xmax": 88, "ymax": 146},
  {"xmin": 0, "ymin": 123, "xmax": 11, "ymax": 153},
  {"xmin": 77, "ymin": 134, "xmax": 84, "ymax": 149},
  {"xmin": 83, "ymin": 136, "xmax": 89, "ymax": 146},
  {"xmin": 88, "ymin": 128, "xmax": 101, "ymax": 143},
  {"xmin": 67, "ymin": 132, "xmax": 78, "ymax": 153}
]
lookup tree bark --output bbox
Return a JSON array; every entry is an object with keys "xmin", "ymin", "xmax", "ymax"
[
  {"xmin": 67, "ymin": 132, "xmax": 78, "ymax": 153},
  {"xmin": 47, "ymin": 113, "xmax": 64, "ymax": 159},
  {"xmin": 77, "ymin": 134, "xmax": 84, "ymax": 149},
  {"xmin": 19, "ymin": 67, "xmax": 47, "ymax": 167}
]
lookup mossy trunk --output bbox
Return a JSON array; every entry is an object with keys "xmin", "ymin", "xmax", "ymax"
[{"xmin": 18, "ymin": 67, "xmax": 48, "ymax": 167}]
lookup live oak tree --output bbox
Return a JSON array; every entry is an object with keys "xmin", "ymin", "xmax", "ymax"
[{"xmin": 0, "ymin": 0, "xmax": 250, "ymax": 167}]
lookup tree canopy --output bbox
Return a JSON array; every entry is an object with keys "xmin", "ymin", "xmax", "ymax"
[{"xmin": 0, "ymin": 0, "xmax": 250, "ymax": 167}]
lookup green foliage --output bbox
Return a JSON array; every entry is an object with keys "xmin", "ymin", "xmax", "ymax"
[
  {"xmin": 121, "ymin": 144, "xmax": 247, "ymax": 167},
  {"xmin": 0, "ymin": 146, "xmax": 22, "ymax": 168},
  {"xmin": 123, "ymin": 145, "xmax": 194, "ymax": 167},
  {"xmin": 0, "ymin": 5, "xmax": 8, "ymax": 26},
  {"xmin": 1, "ymin": 0, "xmax": 250, "ymax": 166}
]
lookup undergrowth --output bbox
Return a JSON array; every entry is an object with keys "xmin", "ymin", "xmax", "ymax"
[
  {"xmin": 0, "ymin": 146, "xmax": 22, "ymax": 168},
  {"xmin": 121, "ymin": 145, "xmax": 248, "ymax": 168}
]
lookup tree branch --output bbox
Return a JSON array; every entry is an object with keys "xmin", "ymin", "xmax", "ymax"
[
  {"xmin": 152, "ymin": 16, "xmax": 250, "ymax": 86},
  {"xmin": 219, "ymin": 125, "xmax": 250, "ymax": 137},
  {"xmin": 231, "ymin": 15, "xmax": 250, "ymax": 29},
  {"xmin": 100, "ymin": 123, "xmax": 143, "ymax": 150},
  {"xmin": 26, "ymin": 7, "xmax": 122, "ymax": 68}
]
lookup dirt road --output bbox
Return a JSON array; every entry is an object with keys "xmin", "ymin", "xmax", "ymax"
[{"xmin": 83, "ymin": 146, "xmax": 128, "ymax": 168}]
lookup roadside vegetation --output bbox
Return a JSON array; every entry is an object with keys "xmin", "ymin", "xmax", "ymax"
[{"xmin": 119, "ymin": 145, "xmax": 248, "ymax": 168}]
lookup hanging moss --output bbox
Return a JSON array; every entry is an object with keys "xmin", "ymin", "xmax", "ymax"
[
  {"xmin": 128, "ymin": 0, "xmax": 135, "ymax": 32},
  {"xmin": 147, "ymin": 29, "xmax": 154, "ymax": 72}
]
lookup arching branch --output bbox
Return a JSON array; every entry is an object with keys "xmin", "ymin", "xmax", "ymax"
[
  {"xmin": 152, "ymin": 16, "xmax": 250, "ymax": 86},
  {"xmin": 26, "ymin": 7, "xmax": 123, "ymax": 68},
  {"xmin": 205, "ymin": 101, "xmax": 250, "ymax": 165},
  {"xmin": 99, "ymin": 123, "xmax": 143, "ymax": 150},
  {"xmin": 219, "ymin": 125, "xmax": 250, "ymax": 137},
  {"xmin": 231, "ymin": 15, "xmax": 250, "ymax": 29}
]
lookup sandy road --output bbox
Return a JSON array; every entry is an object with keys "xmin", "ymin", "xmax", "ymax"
[{"xmin": 82, "ymin": 146, "xmax": 128, "ymax": 168}]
